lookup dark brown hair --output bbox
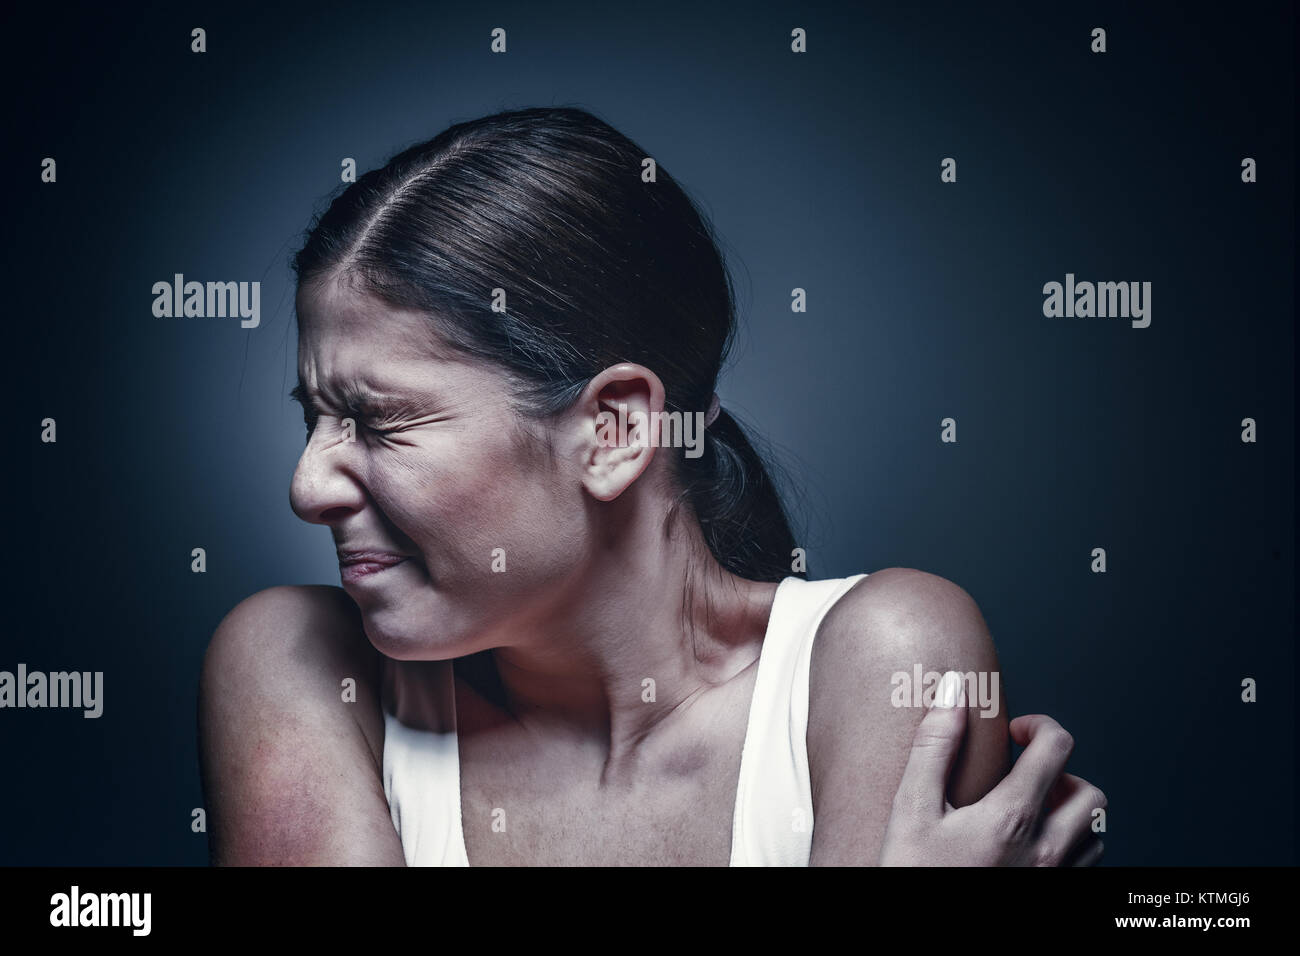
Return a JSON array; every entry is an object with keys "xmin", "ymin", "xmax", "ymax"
[{"xmin": 293, "ymin": 106, "xmax": 801, "ymax": 582}]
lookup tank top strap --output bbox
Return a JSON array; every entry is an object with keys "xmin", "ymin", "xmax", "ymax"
[
  {"xmin": 380, "ymin": 660, "xmax": 469, "ymax": 867},
  {"xmin": 729, "ymin": 573, "xmax": 870, "ymax": 866}
]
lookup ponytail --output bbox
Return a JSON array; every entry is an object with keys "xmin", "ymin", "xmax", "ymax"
[{"xmin": 678, "ymin": 406, "xmax": 803, "ymax": 582}]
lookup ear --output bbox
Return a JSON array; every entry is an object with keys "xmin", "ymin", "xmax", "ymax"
[{"xmin": 575, "ymin": 363, "xmax": 667, "ymax": 502}]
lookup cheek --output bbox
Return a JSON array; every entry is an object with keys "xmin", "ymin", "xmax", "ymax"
[
  {"xmin": 355, "ymin": 433, "xmax": 589, "ymax": 655},
  {"xmin": 369, "ymin": 432, "xmax": 585, "ymax": 575},
  {"xmin": 464, "ymin": 441, "xmax": 586, "ymax": 571}
]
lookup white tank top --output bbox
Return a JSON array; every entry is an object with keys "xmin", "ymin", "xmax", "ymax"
[{"xmin": 380, "ymin": 572, "xmax": 869, "ymax": 866}]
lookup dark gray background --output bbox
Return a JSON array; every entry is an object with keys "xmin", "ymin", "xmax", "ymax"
[{"xmin": 6, "ymin": 0, "xmax": 1294, "ymax": 864}]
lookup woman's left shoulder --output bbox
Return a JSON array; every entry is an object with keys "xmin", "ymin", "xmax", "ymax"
[
  {"xmin": 805, "ymin": 567, "xmax": 1009, "ymax": 863},
  {"xmin": 813, "ymin": 567, "xmax": 994, "ymax": 665}
]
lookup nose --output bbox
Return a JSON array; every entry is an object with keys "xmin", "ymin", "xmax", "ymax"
[{"xmin": 290, "ymin": 427, "xmax": 366, "ymax": 526}]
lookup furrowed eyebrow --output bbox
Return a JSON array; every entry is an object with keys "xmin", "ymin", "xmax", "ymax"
[{"xmin": 290, "ymin": 380, "xmax": 408, "ymax": 415}]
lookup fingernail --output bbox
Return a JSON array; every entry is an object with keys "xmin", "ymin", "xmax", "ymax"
[{"xmin": 938, "ymin": 670, "xmax": 959, "ymax": 708}]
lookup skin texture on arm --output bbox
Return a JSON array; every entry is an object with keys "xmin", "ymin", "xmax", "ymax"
[
  {"xmin": 198, "ymin": 585, "xmax": 407, "ymax": 865},
  {"xmin": 807, "ymin": 568, "xmax": 1011, "ymax": 865}
]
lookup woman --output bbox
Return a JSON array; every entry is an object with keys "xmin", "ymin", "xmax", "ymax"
[{"xmin": 198, "ymin": 106, "xmax": 1106, "ymax": 866}]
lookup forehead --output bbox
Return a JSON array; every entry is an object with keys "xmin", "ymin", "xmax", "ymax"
[
  {"xmin": 297, "ymin": 276, "xmax": 447, "ymax": 357},
  {"xmin": 295, "ymin": 276, "xmax": 468, "ymax": 393}
]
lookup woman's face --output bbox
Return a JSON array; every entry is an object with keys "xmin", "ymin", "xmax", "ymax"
[{"xmin": 289, "ymin": 277, "xmax": 588, "ymax": 660}]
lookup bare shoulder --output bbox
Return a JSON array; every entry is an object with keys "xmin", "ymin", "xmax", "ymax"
[
  {"xmin": 202, "ymin": 585, "xmax": 387, "ymax": 765},
  {"xmin": 806, "ymin": 568, "xmax": 1011, "ymax": 865},
  {"xmin": 198, "ymin": 585, "xmax": 405, "ymax": 865},
  {"xmin": 813, "ymin": 568, "xmax": 998, "ymax": 667}
]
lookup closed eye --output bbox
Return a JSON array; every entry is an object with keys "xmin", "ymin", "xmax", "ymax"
[
  {"xmin": 347, "ymin": 409, "xmax": 400, "ymax": 436},
  {"xmin": 290, "ymin": 385, "xmax": 406, "ymax": 440}
]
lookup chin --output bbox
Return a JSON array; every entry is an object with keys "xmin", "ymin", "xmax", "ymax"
[{"xmin": 359, "ymin": 605, "xmax": 466, "ymax": 662}]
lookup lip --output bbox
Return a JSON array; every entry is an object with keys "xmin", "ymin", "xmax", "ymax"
[
  {"xmin": 337, "ymin": 549, "xmax": 411, "ymax": 585},
  {"xmin": 337, "ymin": 549, "xmax": 409, "ymax": 567}
]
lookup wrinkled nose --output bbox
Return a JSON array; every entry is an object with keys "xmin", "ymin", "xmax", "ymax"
[{"xmin": 290, "ymin": 429, "xmax": 365, "ymax": 525}]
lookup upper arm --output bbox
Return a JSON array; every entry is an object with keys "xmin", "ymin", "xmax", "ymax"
[
  {"xmin": 806, "ymin": 568, "xmax": 1011, "ymax": 866},
  {"xmin": 198, "ymin": 585, "xmax": 406, "ymax": 865}
]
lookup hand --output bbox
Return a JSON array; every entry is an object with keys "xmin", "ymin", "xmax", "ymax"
[{"xmin": 879, "ymin": 671, "xmax": 1107, "ymax": 866}]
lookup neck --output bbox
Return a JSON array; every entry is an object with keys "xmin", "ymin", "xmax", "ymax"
[{"xmin": 481, "ymin": 507, "xmax": 783, "ymax": 770}]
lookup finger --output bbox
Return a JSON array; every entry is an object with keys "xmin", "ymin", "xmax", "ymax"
[
  {"xmin": 1068, "ymin": 836, "xmax": 1105, "ymax": 867},
  {"xmin": 1038, "ymin": 773, "xmax": 1108, "ymax": 863},
  {"xmin": 989, "ymin": 714, "xmax": 1074, "ymax": 819},
  {"xmin": 1042, "ymin": 771, "xmax": 1088, "ymax": 814},
  {"xmin": 891, "ymin": 670, "xmax": 968, "ymax": 824}
]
